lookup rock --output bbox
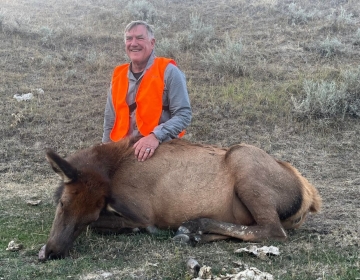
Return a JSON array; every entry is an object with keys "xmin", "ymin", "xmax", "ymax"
[
  {"xmin": 13, "ymin": 93, "xmax": 34, "ymax": 102},
  {"xmin": 198, "ymin": 266, "xmax": 212, "ymax": 279},
  {"xmin": 186, "ymin": 258, "xmax": 201, "ymax": 277},
  {"xmin": 26, "ymin": 199, "xmax": 42, "ymax": 206},
  {"xmin": 234, "ymin": 267, "xmax": 273, "ymax": 280},
  {"xmin": 234, "ymin": 245, "xmax": 280, "ymax": 258},
  {"xmin": 6, "ymin": 240, "xmax": 23, "ymax": 252}
]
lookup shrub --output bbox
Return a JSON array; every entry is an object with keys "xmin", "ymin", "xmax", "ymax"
[
  {"xmin": 354, "ymin": 28, "xmax": 360, "ymax": 45},
  {"xmin": 291, "ymin": 67, "xmax": 360, "ymax": 118},
  {"xmin": 177, "ymin": 13, "xmax": 215, "ymax": 51},
  {"xmin": 292, "ymin": 80, "xmax": 347, "ymax": 118},
  {"xmin": 287, "ymin": 3, "xmax": 317, "ymax": 25},
  {"xmin": 0, "ymin": 12, "xmax": 21, "ymax": 33},
  {"xmin": 327, "ymin": 6, "xmax": 355, "ymax": 25},
  {"xmin": 124, "ymin": 0, "xmax": 157, "ymax": 23},
  {"xmin": 342, "ymin": 66, "xmax": 360, "ymax": 117},
  {"xmin": 338, "ymin": 6, "xmax": 355, "ymax": 24},
  {"xmin": 155, "ymin": 37, "xmax": 180, "ymax": 59},
  {"xmin": 40, "ymin": 26, "xmax": 56, "ymax": 47},
  {"xmin": 0, "ymin": 12, "xmax": 4, "ymax": 30},
  {"xmin": 201, "ymin": 33, "xmax": 244, "ymax": 76},
  {"xmin": 317, "ymin": 36, "xmax": 342, "ymax": 58}
]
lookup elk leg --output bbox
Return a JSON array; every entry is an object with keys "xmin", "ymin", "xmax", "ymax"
[
  {"xmin": 173, "ymin": 232, "xmax": 230, "ymax": 245},
  {"xmin": 89, "ymin": 211, "xmax": 136, "ymax": 234},
  {"xmin": 90, "ymin": 212, "xmax": 161, "ymax": 236},
  {"xmin": 175, "ymin": 218, "xmax": 287, "ymax": 243}
]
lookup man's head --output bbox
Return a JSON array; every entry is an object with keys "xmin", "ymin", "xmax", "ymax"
[{"xmin": 124, "ymin": 21, "xmax": 155, "ymax": 69}]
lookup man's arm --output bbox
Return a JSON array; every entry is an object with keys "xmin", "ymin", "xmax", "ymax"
[
  {"xmin": 102, "ymin": 87, "xmax": 115, "ymax": 143},
  {"xmin": 152, "ymin": 64, "xmax": 192, "ymax": 142},
  {"xmin": 134, "ymin": 63, "xmax": 191, "ymax": 161}
]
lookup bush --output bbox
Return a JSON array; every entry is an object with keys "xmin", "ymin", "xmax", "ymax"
[
  {"xmin": 177, "ymin": 13, "xmax": 215, "ymax": 51},
  {"xmin": 292, "ymin": 80, "xmax": 347, "ymax": 118},
  {"xmin": 317, "ymin": 36, "xmax": 342, "ymax": 58},
  {"xmin": 287, "ymin": 3, "xmax": 317, "ymax": 25},
  {"xmin": 201, "ymin": 33, "xmax": 244, "ymax": 76},
  {"xmin": 354, "ymin": 28, "xmax": 360, "ymax": 45},
  {"xmin": 291, "ymin": 67, "xmax": 360, "ymax": 118},
  {"xmin": 124, "ymin": 0, "xmax": 157, "ymax": 23},
  {"xmin": 40, "ymin": 26, "xmax": 56, "ymax": 47},
  {"xmin": 0, "ymin": 12, "xmax": 4, "ymax": 30},
  {"xmin": 342, "ymin": 66, "xmax": 360, "ymax": 117},
  {"xmin": 155, "ymin": 37, "xmax": 180, "ymax": 59},
  {"xmin": 327, "ymin": 6, "xmax": 355, "ymax": 25}
]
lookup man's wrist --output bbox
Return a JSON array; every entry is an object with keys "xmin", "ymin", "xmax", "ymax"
[{"xmin": 151, "ymin": 132, "xmax": 162, "ymax": 144}]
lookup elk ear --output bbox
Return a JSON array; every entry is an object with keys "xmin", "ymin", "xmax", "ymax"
[{"xmin": 46, "ymin": 149, "xmax": 78, "ymax": 183}]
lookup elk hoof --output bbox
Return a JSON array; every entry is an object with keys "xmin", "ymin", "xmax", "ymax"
[
  {"xmin": 172, "ymin": 233, "xmax": 190, "ymax": 244},
  {"xmin": 176, "ymin": 225, "xmax": 191, "ymax": 234},
  {"xmin": 38, "ymin": 245, "xmax": 46, "ymax": 261},
  {"xmin": 173, "ymin": 233, "xmax": 201, "ymax": 246}
]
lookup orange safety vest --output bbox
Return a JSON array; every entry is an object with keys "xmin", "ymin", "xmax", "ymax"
[{"xmin": 110, "ymin": 57, "xmax": 180, "ymax": 142}]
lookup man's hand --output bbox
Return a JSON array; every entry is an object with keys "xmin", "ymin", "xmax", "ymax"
[{"xmin": 133, "ymin": 133, "xmax": 160, "ymax": 161}]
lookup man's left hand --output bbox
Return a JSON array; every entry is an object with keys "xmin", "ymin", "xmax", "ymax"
[{"xmin": 133, "ymin": 133, "xmax": 160, "ymax": 161}]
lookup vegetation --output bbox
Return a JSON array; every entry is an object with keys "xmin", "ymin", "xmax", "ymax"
[
  {"xmin": 292, "ymin": 66, "xmax": 360, "ymax": 119},
  {"xmin": 1, "ymin": 0, "xmax": 359, "ymax": 279}
]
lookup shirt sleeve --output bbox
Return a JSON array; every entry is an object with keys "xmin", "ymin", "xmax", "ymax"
[
  {"xmin": 102, "ymin": 87, "xmax": 115, "ymax": 143},
  {"xmin": 152, "ymin": 64, "xmax": 192, "ymax": 142}
]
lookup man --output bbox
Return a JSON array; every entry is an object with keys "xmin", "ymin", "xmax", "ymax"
[{"xmin": 102, "ymin": 20, "xmax": 192, "ymax": 161}]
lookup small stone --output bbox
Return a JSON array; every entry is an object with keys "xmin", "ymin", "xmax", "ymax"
[
  {"xmin": 6, "ymin": 240, "xmax": 23, "ymax": 252},
  {"xmin": 27, "ymin": 199, "xmax": 42, "ymax": 206}
]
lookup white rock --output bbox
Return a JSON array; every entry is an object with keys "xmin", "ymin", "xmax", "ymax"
[
  {"xmin": 6, "ymin": 240, "xmax": 23, "ymax": 251},
  {"xmin": 13, "ymin": 93, "xmax": 34, "ymax": 102},
  {"xmin": 234, "ymin": 267, "xmax": 273, "ymax": 280},
  {"xmin": 234, "ymin": 245, "xmax": 280, "ymax": 257}
]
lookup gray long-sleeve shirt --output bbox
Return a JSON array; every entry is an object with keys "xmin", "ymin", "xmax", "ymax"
[{"xmin": 102, "ymin": 52, "xmax": 192, "ymax": 143}]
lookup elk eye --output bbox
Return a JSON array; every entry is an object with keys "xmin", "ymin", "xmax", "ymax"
[{"xmin": 60, "ymin": 201, "xmax": 64, "ymax": 207}]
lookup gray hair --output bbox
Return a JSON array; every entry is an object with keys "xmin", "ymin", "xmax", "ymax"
[{"xmin": 124, "ymin": 20, "xmax": 155, "ymax": 40}]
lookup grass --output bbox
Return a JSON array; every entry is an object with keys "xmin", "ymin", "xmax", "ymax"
[
  {"xmin": 1, "ymin": 0, "xmax": 359, "ymax": 279},
  {"xmin": 1, "ymin": 198, "xmax": 358, "ymax": 280},
  {"xmin": 1, "ymin": 193, "xmax": 358, "ymax": 279}
]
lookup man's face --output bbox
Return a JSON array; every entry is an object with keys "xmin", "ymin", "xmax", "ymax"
[{"xmin": 125, "ymin": 25, "xmax": 155, "ymax": 66}]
